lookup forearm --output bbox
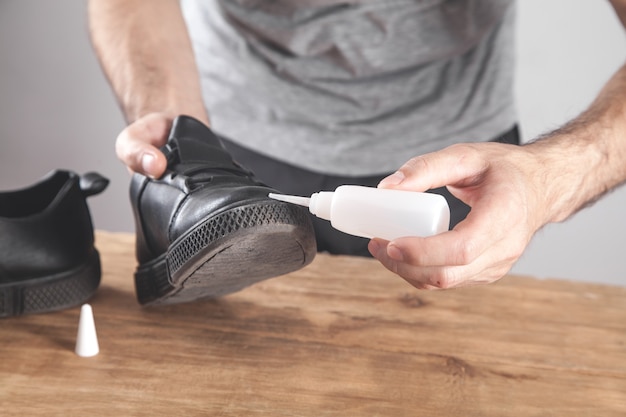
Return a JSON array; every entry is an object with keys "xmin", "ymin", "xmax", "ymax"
[
  {"xmin": 525, "ymin": 61, "xmax": 626, "ymax": 224},
  {"xmin": 88, "ymin": 0, "xmax": 207, "ymax": 124}
]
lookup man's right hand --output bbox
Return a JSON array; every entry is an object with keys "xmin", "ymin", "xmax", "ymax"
[{"xmin": 115, "ymin": 112, "xmax": 174, "ymax": 179}]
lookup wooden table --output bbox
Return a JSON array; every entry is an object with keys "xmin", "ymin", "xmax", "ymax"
[{"xmin": 1, "ymin": 231, "xmax": 625, "ymax": 416}]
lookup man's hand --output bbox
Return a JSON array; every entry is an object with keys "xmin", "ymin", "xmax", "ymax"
[
  {"xmin": 368, "ymin": 142, "xmax": 546, "ymax": 289},
  {"xmin": 115, "ymin": 113, "xmax": 174, "ymax": 178},
  {"xmin": 368, "ymin": 0, "xmax": 626, "ymax": 289}
]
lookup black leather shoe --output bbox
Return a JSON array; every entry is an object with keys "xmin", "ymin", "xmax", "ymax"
[
  {"xmin": 130, "ymin": 115, "xmax": 316, "ymax": 306},
  {"xmin": 0, "ymin": 170, "xmax": 108, "ymax": 317}
]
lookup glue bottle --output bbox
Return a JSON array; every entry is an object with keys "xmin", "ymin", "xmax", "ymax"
[{"xmin": 268, "ymin": 185, "xmax": 450, "ymax": 241}]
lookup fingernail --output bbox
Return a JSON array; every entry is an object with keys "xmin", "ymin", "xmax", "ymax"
[
  {"xmin": 368, "ymin": 239, "xmax": 380, "ymax": 256},
  {"xmin": 379, "ymin": 171, "xmax": 405, "ymax": 187},
  {"xmin": 387, "ymin": 243, "xmax": 404, "ymax": 261},
  {"xmin": 141, "ymin": 153, "xmax": 157, "ymax": 178}
]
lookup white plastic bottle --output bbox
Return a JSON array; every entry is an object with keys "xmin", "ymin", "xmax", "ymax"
[{"xmin": 269, "ymin": 185, "xmax": 450, "ymax": 241}]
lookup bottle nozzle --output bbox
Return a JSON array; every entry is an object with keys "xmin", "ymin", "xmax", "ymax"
[{"xmin": 268, "ymin": 193, "xmax": 311, "ymax": 208}]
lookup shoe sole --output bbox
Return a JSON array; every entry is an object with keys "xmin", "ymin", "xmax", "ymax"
[
  {"xmin": 134, "ymin": 201, "xmax": 316, "ymax": 306},
  {"xmin": 0, "ymin": 250, "xmax": 101, "ymax": 318}
]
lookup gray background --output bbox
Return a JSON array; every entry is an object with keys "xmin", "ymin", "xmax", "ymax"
[{"xmin": 0, "ymin": 1, "xmax": 624, "ymax": 286}]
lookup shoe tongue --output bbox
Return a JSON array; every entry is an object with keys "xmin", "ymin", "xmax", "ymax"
[
  {"xmin": 170, "ymin": 137, "xmax": 232, "ymax": 164},
  {"xmin": 165, "ymin": 116, "xmax": 235, "ymax": 166},
  {"xmin": 170, "ymin": 138, "xmax": 214, "ymax": 162}
]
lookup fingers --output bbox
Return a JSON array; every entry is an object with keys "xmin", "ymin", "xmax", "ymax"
[
  {"xmin": 368, "ymin": 200, "xmax": 529, "ymax": 290},
  {"xmin": 368, "ymin": 237, "xmax": 513, "ymax": 289},
  {"xmin": 368, "ymin": 187, "xmax": 529, "ymax": 289},
  {"xmin": 385, "ymin": 229, "xmax": 484, "ymax": 268},
  {"xmin": 367, "ymin": 224, "xmax": 489, "ymax": 275},
  {"xmin": 378, "ymin": 144, "xmax": 489, "ymax": 192},
  {"xmin": 368, "ymin": 188, "xmax": 499, "ymax": 268},
  {"xmin": 115, "ymin": 112, "xmax": 173, "ymax": 178}
]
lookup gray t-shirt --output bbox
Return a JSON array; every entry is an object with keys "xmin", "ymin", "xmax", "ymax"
[{"xmin": 182, "ymin": 0, "xmax": 517, "ymax": 176}]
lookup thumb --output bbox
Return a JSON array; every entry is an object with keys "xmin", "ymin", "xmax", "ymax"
[
  {"xmin": 115, "ymin": 113, "xmax": 172, "ymax": 178},
  {"xmin": 378, "ymin": 144, "xmax": 488, "ymax": 191}
]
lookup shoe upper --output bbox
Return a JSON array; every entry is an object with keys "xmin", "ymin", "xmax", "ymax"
[
  {"xmin": 0, "ymin": 170, "xmax": 108, "ymax": 282},
  {"xmin": 130, "ymin": 116, "xmax": 295, "ymax": 264}
]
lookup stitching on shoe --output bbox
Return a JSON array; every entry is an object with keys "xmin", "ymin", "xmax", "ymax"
[{"xmin": 168, "ymin": 192, "xmax": 194, "ymax": 242}]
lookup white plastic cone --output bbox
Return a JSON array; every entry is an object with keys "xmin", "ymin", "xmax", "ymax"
[{"xmin": 75, "ymin": 304, "xmax": 99, "ymax": 357}]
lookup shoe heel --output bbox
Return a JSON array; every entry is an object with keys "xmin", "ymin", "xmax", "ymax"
[
  {"xmin": 0, "ymin": 250, "xmax": 101, "ymax": 318},
  {"xmin": 134, "ymin": 257, "xmax": 175, "ymax": 305}
]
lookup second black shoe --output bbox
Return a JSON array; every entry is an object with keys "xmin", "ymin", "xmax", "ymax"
[
  {"xmin": 0, "ymin": 170, "xmax": 108, "ymax": 317},
  {"xmin": 130, "ymin": 116, "xmax": 317, "ymax": 306}
]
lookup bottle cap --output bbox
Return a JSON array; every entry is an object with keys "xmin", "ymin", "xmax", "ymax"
[{"xmin": 75, "ymin": 304, "xmax": 99, "ymax": 357}]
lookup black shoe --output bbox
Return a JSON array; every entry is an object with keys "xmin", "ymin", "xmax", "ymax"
[
  {"xmin": 130, "ymin": 115, "xmax": 316, "ymax": 306},
  {"xmin": 0, "ymin": 170, "xmax": 108, "ymax": 317}
]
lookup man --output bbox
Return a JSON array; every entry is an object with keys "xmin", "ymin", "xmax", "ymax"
[{"xmin": 89, "ymin": 0, "xmax": 626, "ymax": 290}]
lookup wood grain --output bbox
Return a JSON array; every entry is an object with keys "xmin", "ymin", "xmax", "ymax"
[{"xmin": 0, "ymin": 231, "xmax": 624, "ymax": 416}]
